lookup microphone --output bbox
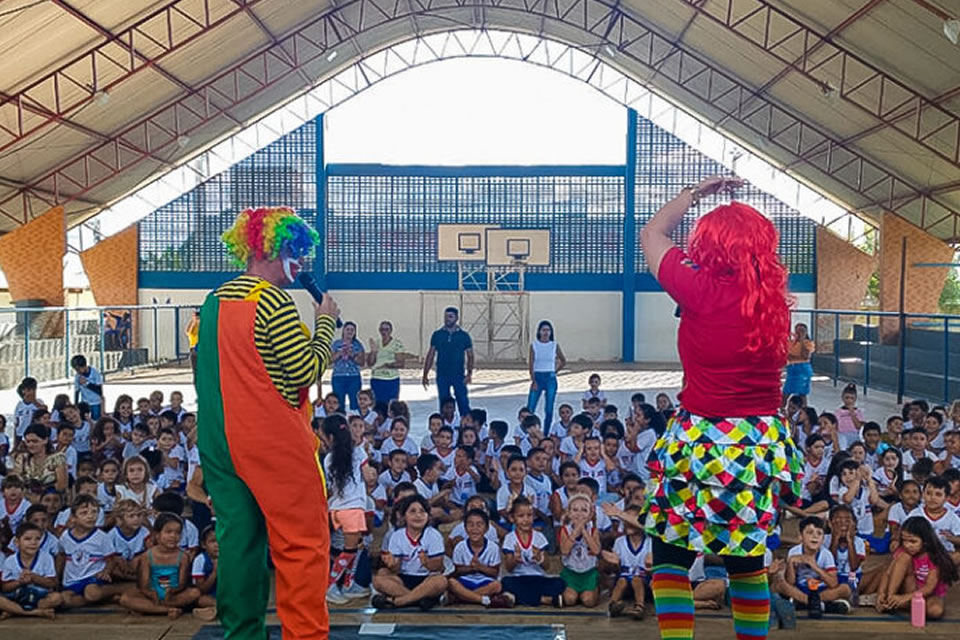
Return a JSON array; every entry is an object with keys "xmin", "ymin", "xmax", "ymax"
[{"xmin": 298, "ymin": 273, "xmax": 343, "ymax": 328}]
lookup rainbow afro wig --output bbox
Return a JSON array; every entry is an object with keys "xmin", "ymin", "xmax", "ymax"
[{"xmin": 221, "ymin": 206, "xmax": 319, "ymax": 267}]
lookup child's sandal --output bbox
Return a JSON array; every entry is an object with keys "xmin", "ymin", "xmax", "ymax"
[{"xmin": 630, "ymin": 603, "xmax": 646, "ymax": 620}]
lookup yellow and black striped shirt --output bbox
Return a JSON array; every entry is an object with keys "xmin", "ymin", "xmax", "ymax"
[{"xmin": 215, "ymin": 275, "xmax": 336, "ymax": 407}]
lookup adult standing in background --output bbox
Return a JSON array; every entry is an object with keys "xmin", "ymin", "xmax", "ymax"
[
  {"xmin": 71, "ymin": 355, "xmax": 104, "ymax": 419},
  {"xmin": 185, "ymin": 310, "xmax": 200, "ymax": 373},
  {"xmin": 526, "ymin": 320, "xmax": 566, "ymax": 436},
  {"xmin": 368, "ymin": 320, "xmax": 405, "ymax": 405},
  {"xmin": 422, "ymin": 307, "xmax": 474, "ymax": 417},
  {"xmin": 782, "ymin": 322, "xmax": 814, "ymax": 408},
  {"xmin": 331, "ymin": 322, "xmax": 365, "ymax": 412}
]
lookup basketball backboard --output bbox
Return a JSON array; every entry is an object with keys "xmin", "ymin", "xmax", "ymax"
[
  {"xmin": 485, "ymin": 229, "xmax": 550, "ymax": 266},
  {"xmin": 437, "ymin": 224, "xmax": 499, "ymax": 261}
]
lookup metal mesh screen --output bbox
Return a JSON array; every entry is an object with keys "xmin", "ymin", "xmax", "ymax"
[
  {"xmin": 326, "ymin": 171, "xmax": 625, "ymax": 274},
  {"xmin": 139, "ymin": 121, "xmax": 317, "ymax": 272},
  {"xmin": 634, "ymin": 117, "xmax": 815, "ymax": 274}
]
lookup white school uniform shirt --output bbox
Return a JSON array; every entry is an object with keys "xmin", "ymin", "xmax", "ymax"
[
  {"xmin": 436, "ymin": 448, "xmax": 456, "ymax": 481},
  {"xmin": 484, "ymin": 439, "xmax": 505, "ymax": 461},
  {"xmin": 552, "ymin": 486, "xmax": 572, "ymax": 525},
  {"xmin": 380, "ymin": 437, "xmax": 420, "ymax": 459},
  {"xmin": 116, "ymin": 482, "xmax": 160, "ymax": 509},
  {"xmin": 192, "ymin": 552, "xmax": 214, "ymax": 583},
  {"xmin": 14, "ymin": 401, "xmax": 39, "ymax": 437},
  {"xmin": 419, "ymin": 433, "xmax": 436, "ymax": 454},
  {"xmin": 938, "ymin": 450, "xmax": 960, "ymax": 471},
  {"xmin": 109, "ymin": 526, "xmax": 149, "ymax": 561},
  {"xmin": 2, "ymin": 551, "xmax": 57, "ymax": 590},
  {"xmin": 801, "ymin": 454, "xmax": 831, "ymax": 500},
  {"xmin": 453, "ymin": 538, "xmax": 501, "ymax": 580},
  {"xmin": 596, "ymin": 505, "xmax": 613, "ymax": 532},
  {"xmin": 830, "ymin": 481, "xmax": 873, "ymax": 535},
  {"xmin": 97, "ymin": 483, "xmax": 118, "ymax": 512},
  {"xmin": 582, "ymin": 390, "xmax": 607, "ymax": 405},
  {"xmin": 502, "ymin": 529, "xmax": 549, "ymax": 576},
  {"xmin": 559, "ymin": 436, "xmax": 580, "ymax": 459},
  {"xmin": 378, "ymin": 469, "xmax": 411, "ymax": 494},
  {"xmin": 872, "ymin": 467, "xmax": 898, "ymax": 493},
  {"xmin": 907, "ymin": 506, "xmax": 960, "ymax": 552},
  {"xmin": 56, "ymin": 506, "xmax": 105, "ymax": 529},
  {"xmin": 387, "ymin": 526, "xmax": 445, "ymax": 576},
  {"xmin": 58, "ymin": 529, "xmax": 112, "ymax": 586},
  {"xmin": 634, "ymin": 430, "xmax": 657, "ymax": 482},
  {"xmin": 887, "ymin": 501, "xmax": 916, "ymax": 528},
  {"xmin": 552, "ymin": 421, "xmax": 570, "ymax": 439},
  {"xmin": 370, "ymin": 486, "xmax": 386, "ymax": 526},
  {"xmin": 449, "ymin": 521, "xmax": 499, "ymax": 545},
  {"xmin": 902, "ymin": 449, "xmax": 936, "ymax": 475},
  {"xmin": 561, "ymin": 522, "xmax": 598, "ymax": 572},
  {"xmin": 579, "ymin": 458, "xmax": 607, "ymax": 495},
  {"xmin": 159, "ymin": 445, "xmax": 186, "ymax": 487},
  {"xmin": 450, "ymin": 466, "xmax": 479, "ymax": 506},
  {"xmin": 3, "ymin": 498, "xmax": 30, "ymax": 532},
  {"xmin": 61, "ymin": 445, "xmax": 78, "ymax": 479},
  {"xmin": 613, "ymin": 534, "xmax": 651, "ymax": 578},
  {"xmin": 186, "ymin": 444, "xmax": 201, "ymax": 484},
  {"xmin": 525, "ymin": 471, "xmax": 553, "ymax": 516},
  {"xmin": 324, "ymin": 446, "xmax": 368, "ymax": 511},
  {"xmin": 821, "ymin": 534, "xmax": 866, "ymax": 578},
  {"xmin": 413, "ymin": 478, "xmax": 439, "ymax": 501},
  {"xmin": 496, "ymin": 481, "xmax": 537, "ymax": 513},
  {"xmin": 122, "ymin": 440, "xmax": 151, "ymax": 461},
  {"xmin": 616, "ymin": 442, "xmax": 636, "ymax": 474},
  {"xmin": 72, "ymin": 421, "xmax": 92, "ymax": 454},
  {"xmin": 786, "ymin": 544, "xmax": 836, "ymax": 586}
]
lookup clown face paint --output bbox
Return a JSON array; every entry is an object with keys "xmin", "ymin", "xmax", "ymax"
[{"xmin": 282, "ymin": 256, "xmax": 303, "ymax": 283}]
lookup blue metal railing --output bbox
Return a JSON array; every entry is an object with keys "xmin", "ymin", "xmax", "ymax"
[
  {"xmin": 794, "ymin": 307, "xmax": 960, "ymax": 404},
  {"xmin": 0, "ymin": 303, "xmax": 198, "ymax": 390}
]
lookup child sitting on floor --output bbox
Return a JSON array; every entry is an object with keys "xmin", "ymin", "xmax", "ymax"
[
  {"xmin": 875, "ymin": 516, "xmax": 958, "ymax": 619},
  {"xmin": 558, "ymin": 493, "xmax": 601, "ymax": 608},
  {"xmin": 190, "ymin": 525, "xmax": 218, "ymax": 621},
  {"xmin": 823, "ymin": 504, "xmax": 866, "ymax": 603},
  {"xmin": 445, "ymin": 495, "xmax": 502, "ymax": 556},
  {"xmin": 601, "ymin": 505, "xmax": 650, "ymax": 620},
  {"xmin": 58, "ymin": 494, "xmax": 122, "ymax": 608},
  {"xmin": 500, "ymin": 497, "xmax": 565, "ymax": 608},
  {"xmin": 779, "ymin": 516, "xmax": 852, "ymax": 615},
  {"xmin": 118, "ymin": 513, "xmax": 200, "ymax": 618},
  {"xmin": 1, "ymin": 523, "xmax": 62, "ymax": 619},
  {"xmin": 372, "ymin": 495, "xmax": 448, "ymax": 610},
  {"xmin": 447, "ymin": 508, "xmax": 513, "ymax": 608}
]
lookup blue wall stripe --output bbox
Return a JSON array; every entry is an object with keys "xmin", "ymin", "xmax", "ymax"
[{"xmin": 325, "ymin": 163, "xmax": 626, "ymax": 177}]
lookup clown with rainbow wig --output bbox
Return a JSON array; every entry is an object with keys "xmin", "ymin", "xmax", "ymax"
[
  {"xmin": 196, "ymin": 206, "xmax": 340, "ymax": 640},
  {"xmin": 603, "ymin": 177, "xmax": 803, "ymax": 640}
]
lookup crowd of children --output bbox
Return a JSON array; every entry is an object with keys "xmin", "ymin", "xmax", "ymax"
[
  {"xmin": 1, "ymin": 377, "xmax": 217, "ymax": 621},
  {"xmin": 4, "ymin": 370, "xmax": 960, "ymax": 626}
]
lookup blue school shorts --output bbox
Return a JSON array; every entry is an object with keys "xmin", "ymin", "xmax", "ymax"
[
  {"xmin": 457, "ymin": 575, "xmax": 495, "ymax": 590},
  {"xmin": 63, "ymin": 575, "xmax": 105, "ymax": 595}
]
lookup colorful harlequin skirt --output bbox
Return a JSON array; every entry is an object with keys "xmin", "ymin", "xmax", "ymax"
[{"xmin": 642, "ymin": 409, "xmax": 803, "ymax": 557}]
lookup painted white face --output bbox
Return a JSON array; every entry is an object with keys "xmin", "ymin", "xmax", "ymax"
[{"xmin": 282, "ymin": 256, "xmax": 303, "ymax": 283}]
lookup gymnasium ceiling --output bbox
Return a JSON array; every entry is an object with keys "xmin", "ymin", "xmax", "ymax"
[{"xmin": 0, "ymin": 0, "xmax": 958, "ymax": 240}]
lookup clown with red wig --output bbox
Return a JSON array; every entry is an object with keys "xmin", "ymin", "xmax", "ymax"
[
  {"xmin": 605, "ymin": 177, "xmax": 803, "ymax": 639},
  {"xmin": 196, "ymin": 206, "xmax": 340, "ymax": 640}
]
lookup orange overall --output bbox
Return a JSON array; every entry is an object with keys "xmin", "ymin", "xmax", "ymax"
[{"xmin": 196, "ymin": 284, "xmax": 330, "ymax": 640}]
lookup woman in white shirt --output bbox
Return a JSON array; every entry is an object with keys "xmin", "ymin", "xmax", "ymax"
[{"xmin": 526, "ymin": 321, "xmax": 566, "ymax": 437}]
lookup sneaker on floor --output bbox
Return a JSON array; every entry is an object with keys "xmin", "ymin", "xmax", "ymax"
[
  {"xmin": 419, "ymin": 596, "xmax": 441, "ymax": 611},
  {"xmin": 326, "ymin": 584, "xmax": 348, "ymax": 605},
  {"xmin": 488, "ymin": 593, "xmax": 515, "ymax": 609},
  {"xmin": 608, "ymin": 600, "xmax": 627, "ymax": 617},
  {"xmin": 824, "ymin": 599, "xmax": 851, "ymax": 615},
  {"xmin": 340, "ymin": 583, "xmax": 370, "ymax": 599}
]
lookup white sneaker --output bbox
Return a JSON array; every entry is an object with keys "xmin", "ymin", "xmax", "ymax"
[
  {"xmin": 340, "ymin": 583, "xmax": 371, "ymax": 599},
  {"xmin": 326, "ymin": 584, "xmax": 349, "ymax": 605}
]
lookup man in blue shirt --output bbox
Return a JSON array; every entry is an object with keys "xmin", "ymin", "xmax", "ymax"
[
  {"xmin": 421, "ymin": 307, "xmax": 474, "ymax": 417},
  {"xmin": 71, "ymin": 355, "xmax": 104, "ymax": 419}
]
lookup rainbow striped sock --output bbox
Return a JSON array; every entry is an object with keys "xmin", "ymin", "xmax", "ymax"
[
  {"xmin": 651, "ymin": 564, "xmax": 695, "ymax": 639},
  {"xmin": 728, "ymin": 569, "xmax": 770, "ymax": 640}
]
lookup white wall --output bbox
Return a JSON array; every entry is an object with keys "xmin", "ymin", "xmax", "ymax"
[{"xmin": 139, "ymin": 288, "xmax": 816, "ymax": 364}]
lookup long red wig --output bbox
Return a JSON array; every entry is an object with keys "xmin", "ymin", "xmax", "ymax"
[{"xmin": 688, "ymin": 201, "xmax": 791, "ymax": 363}]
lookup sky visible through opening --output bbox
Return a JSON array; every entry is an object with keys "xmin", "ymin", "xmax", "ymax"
[{"xmin": 324, "ymin": 58, "xmax": 627, "ymax": 165}]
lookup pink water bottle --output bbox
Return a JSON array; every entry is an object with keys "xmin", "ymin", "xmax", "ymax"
[{"xmin": 911, "ymin": 591, "xmax": 926, "ymax": 627}]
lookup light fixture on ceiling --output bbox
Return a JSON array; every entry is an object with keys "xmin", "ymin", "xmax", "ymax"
[
  {"xmin": 820, "ymin": 83, "xmax": 837, "ymax": 99},
  {"xmin": 945, "ymin": 18, "xmax": 960, "ymax": 44},
  {"xmin": 604, "ymin": 45, "xmax": 616, "ymax": 57},
  {"xmin": 176, "ymin": 135, "xmax": 190, "ymax": 148},
  {"xmin": 94, "ymin": 90, "xmax": 110, "ymax": 106},
  {"xmin": 326, "ymin": 50, "xmax": 338, "ymax": 62}
]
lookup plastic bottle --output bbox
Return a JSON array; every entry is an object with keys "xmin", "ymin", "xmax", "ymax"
[{"xmin": 911, "ymin": 591, "xmax": 926, "ymax": 628}]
